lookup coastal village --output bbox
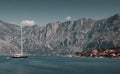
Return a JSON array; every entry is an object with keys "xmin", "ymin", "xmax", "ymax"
[{"xmin": 75, "ymin": 46, "xmax": 120, "ymax": 59}]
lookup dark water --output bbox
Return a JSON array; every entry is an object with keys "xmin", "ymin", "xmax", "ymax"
[{"xmin": 0, "ymin": 56, "xmax": 120, "ymax": 74}]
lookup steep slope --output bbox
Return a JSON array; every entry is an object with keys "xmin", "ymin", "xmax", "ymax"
[
  {"xmin": 85, "ymin": 14, "xmax": 120, "ymax": 49},
  {"xmin": 0, "ymin": 20, "xmax": 21, "ymax": 55},
  {"xmin": 0, "ymin": 13, "xmax": 120, "ymax": 55}
]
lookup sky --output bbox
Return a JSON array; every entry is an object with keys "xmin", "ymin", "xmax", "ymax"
[{"xmin": 0, "ymin": 0, "xmax": 120, "ymax": 26}]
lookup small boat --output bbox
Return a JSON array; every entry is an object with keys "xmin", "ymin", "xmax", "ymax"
[
  {"xmin": 11, "ymin": 54, "xmax": 28, "ymax": 58},
  {"xmin": 11, "ymin": 24, "xmax": 28, "ymax": 58},
  {"xmin": 67, "ymin": 55, "xmax": 73, "ymax": 57}
]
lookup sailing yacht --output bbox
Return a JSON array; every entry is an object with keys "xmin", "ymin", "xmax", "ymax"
[{"xmin": 11, "ymin": 25, "xmax": 28, "ymax": 58}]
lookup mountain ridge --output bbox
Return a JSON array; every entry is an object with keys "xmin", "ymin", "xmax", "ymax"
[{"xmin": 0, "ymin": 13, "xmax": 120, "ymax": 55}]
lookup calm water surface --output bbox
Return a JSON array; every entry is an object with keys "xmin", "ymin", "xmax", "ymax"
[{"xmin": 0, "ymin": 56, "xmax": 120, "ymax": 74}]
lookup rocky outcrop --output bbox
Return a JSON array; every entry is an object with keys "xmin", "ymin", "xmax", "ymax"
[{"xmin": 0, "ymin": 13, "xmax": 120, "ymax": 55}]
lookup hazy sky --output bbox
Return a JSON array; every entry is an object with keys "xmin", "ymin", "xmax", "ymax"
[{"xmin": 0, "ymin": 0, "xmax": 120, "ymax": 25}]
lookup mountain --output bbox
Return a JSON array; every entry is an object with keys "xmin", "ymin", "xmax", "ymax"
[
  {"xmin": 86, "ymin": 14, "xmax": 120, "ymax": 49},
  {"xmin": 0, "ymin": 20, "xmax": 20, "ymax": 55},
  {"xmin": 0, "ymin": 13, "xmax": 120, "ymax": 55}
]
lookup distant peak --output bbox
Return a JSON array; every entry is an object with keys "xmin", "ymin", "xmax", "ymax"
[
  {"xmin": 113, "ymin": 13, "xmax": 120, "ymax": 17},
  {"xmin": 0, "ymin": 20, "xmax": 4, "ymax": 23},
  {"xmin": 109, "ymin": 13, "xmax": 120, "ymax": 20}
]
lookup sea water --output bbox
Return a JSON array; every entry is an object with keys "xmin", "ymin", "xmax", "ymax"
[{"xmin": 0, "ymin": 56, "xmax": 120, "ymax": 74}]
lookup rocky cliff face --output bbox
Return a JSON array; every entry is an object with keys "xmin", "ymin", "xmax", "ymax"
[
  {"xmin": 86, "ymin": 14, "xmax": 120, "ymax": 49},
  {"xmin": 0, "ymin": 13, "xmax": 120, "ymax": 55}
]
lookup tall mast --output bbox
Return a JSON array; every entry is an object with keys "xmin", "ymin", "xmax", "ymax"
[
  {"xmin": 21, "ymin": 25, "xmax": 23, "ymax": 55},
  {"xmin": 81, "ymin": 19, "xmax": 83, "ymax": 25}
]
